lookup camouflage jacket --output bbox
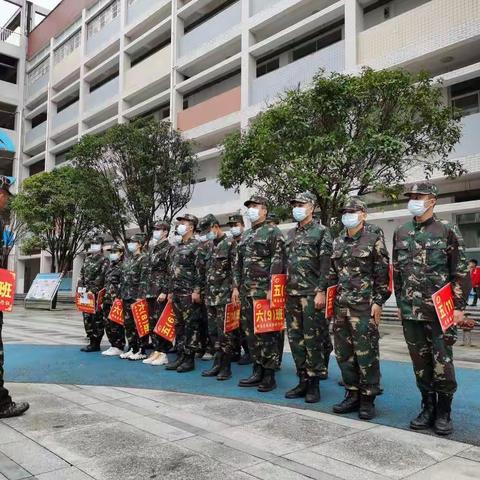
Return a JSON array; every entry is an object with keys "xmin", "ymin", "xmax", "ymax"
[
  {"xmin": 194, "ymin": 240, "xmax": 211, "ymax": 296},
  {"xmin": 233, "ymin": 221, "xmax": 286, "ymax": 298},
  {"xmin": 78, "ymin": 253, "xmax": 109, "ymax": 295},
  {"xmin": 120, "ymin": 252, "xmax": 148, "ymax": 301},
  {"xmin": 393, "ymin": 216, "xmax": 471, "ymax": 321},
  {"xmin": 202, "ymin": 234, "xmax": 236, "ymax": 306},
  {"xmin": 328, "ymin": 225, "xmax": 390, "ymax": 316},
  {"xmin": 140, "ymin": 239, "xmax": 173, "ymax": 298},
  {"xmin": 104, "ymin": 259, "xmax": 123, "ymax": 304},
  {"xmin": 168, "ymin": 236, "xmax": 199, "ymax": 295},
  {"xmin": 285, "ymin": 220, "xmax": 333, "ymax": 296}
]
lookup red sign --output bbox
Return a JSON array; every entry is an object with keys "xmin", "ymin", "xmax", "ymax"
[
  {"xmin": 224, "ymin": 302, "xmax": 241, "ymax": 333},
  {"xmin": 253, "ymin": 299, "xmax": 285, "ymax": 334},
  {"xmin": 96, "ymin": 288, "xmax": 106, "ymax": 310},
  {"xmin": 432, "ymin": 283, "xmax": 455, "ymax": 333},
  {"xmin": 76, "ymin": 291, "xmax": 96, "ymax": 314},
  {"xmin": 325, "ymin": 285, "xmax": 337, "ymax": 318},
  {"xmin": 270, "ymin": 274, "xmax": 287, "ymax": 309},
  {"xmin": 154, "ymin": 301, "xmax": 176, "ymax": 342},
  {"xmin": 108, "ymin": 299, "xmax": 124, "ymax": 326},
  {"xmin": 0, "ymin": 269, "xmax": 15, "ymax": 312},
  {"xmin": 388, "ymin": 264, "xmax": 394, "ymax": 293},
  {"xmin": 131, "ymin": 299, "xmax": 150, "ymax": 337}
]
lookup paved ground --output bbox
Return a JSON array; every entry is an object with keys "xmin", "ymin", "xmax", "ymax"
[{"xmin": 0, "ymin": 306, "xmax": 479, "ymax": 480}]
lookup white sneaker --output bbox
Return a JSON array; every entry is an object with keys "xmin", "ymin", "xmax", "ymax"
[
  {"xmin": 129, "ymin": 351, "xmax": 147, "ymax": 361},
  {"xmin": 151, "ymin": 353, "xmax": 169, "ymax": 366},
  {"xmin": 120, "ymin": 349, "xmax": 134, "ymax": 359},
  {"xmin": 143, "ymin": 355, "xmax": 155, "ymax": 364},
  {"xmin": 103, "ymin": 347, "xmax": 124, "ymax": 357}
]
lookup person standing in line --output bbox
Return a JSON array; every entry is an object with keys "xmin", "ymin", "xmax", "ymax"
[{"xmin": 468, "ymin": 259, "xmax": 480, "ymax": 306}]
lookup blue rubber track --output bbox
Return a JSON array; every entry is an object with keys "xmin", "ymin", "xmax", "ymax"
[{"xmin": 4, "ymin": 344, "xmax": 480, "ymax": 446}]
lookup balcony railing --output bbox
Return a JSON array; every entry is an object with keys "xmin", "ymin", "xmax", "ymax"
[
  {"xmin": 25, "ymin": 122, "xmax": 47, "ymax": 147},
  {"xmin": 27, "ymin": 74, "xmax": 49, "ymax": 99},
  {"xmin": 250, "ymin": 41, "xmax": 345, "ymax": 106},
  {"xmin": 86, "ymin": 15, "xmax": 120, "ymax": 55},
  {"xmin": 449, "ymin": 112, "xmax": 480, "ymax": 160},
  {"xmin": 52, "ymin": 102, "xmax": 79, "ymax": 132},
  {"xmin": 85, "ymin": 76, "xmax": 119, "ymax": 113},
  {"xmin": 179, "ymin": 1, "xmax": 241, "ymax": 58},
  {"xmin": 0, "ymin": 27, "xmax": 21, "ymax": 46},
  {"xmin": 250, "ymin": 0, "xmax": 279, "ymax": 16},
  {"xmin": 127, "ymin": 0, "xmax": 165, "ymax": 24},
  {"xmin": 189, "ymin": 178, "xmax": 240, "ymax": 207}
]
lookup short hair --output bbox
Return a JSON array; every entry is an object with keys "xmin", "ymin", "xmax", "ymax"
[{"xmin": 469, "ymin": 258, "xmax": 478, "ymax": 266}]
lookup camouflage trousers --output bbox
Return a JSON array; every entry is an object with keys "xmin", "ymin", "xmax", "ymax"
[
  {"xmin": 402, "ymin": 319, "xmax": 457, "ymax": 397},
  {"xmin": 333, "ymin": 311, "xmax": 381, "ymax": 396},
  {"xmin": 0, "ymin": 312, "xmax": 12, "ymax": 407},
  {"xmin": 199, "ymin": 304, "xmax": 213, "ymax": 353},
  {"xmin": 102, "ymin": 303, "xmax": 125, "ymax": 350},
  {"xmin": 286, "ymin": 295, "xmax": 332, "ymax": 377},
  {"xmin": 241, "ymin": 296, "xmax": 281, "ymax": 370},
  {"xmin": 207, "ymin": 304, "xmax": 237, "ymax": 355},
  {"xmin": 123, "ymin": 299, "xmax": 146, "ymax": 354},
  {"xmin": 146, "ymin": 298, "xmax": 172, "ymax": 353},
  {"xmin": 172, "ymin": 294, "xmax": 201, "ymax": 356},
  {"xmin": 82, "ymin": 310, "xmax": 104, "ymax": 343}
]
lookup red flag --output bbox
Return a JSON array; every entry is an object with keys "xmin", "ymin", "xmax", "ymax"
[
  {"xmin": 270, "ymin": 274, "xmax": 287, "ymax": 309},
  {"xmin": 224, "ymin": 302, "xmax": 240, "ymax": 333},
  {"xmin": 0, "ymin": 269, "xmax": 15, "ymax": 312},
  {"xmin": 96, "ymin": 288, "xmax": 106, "ymax": 310},
  {"xmin": 325, "ymin": 285, "xmax": 337, "ymax": 319},
  {"xmin": 108, "ymin": 299, "xmax": 124, "ymax": 326},
  {"xmin": 154, "ymin": 301, "xmax": 175, "ymax": 342},
  {"xmin": 253, "ymin": 299, "xmax": 285, "ymax": 334},
  {"xmin": 131, "ymin": 299, "xmax": 150, "ymax": 337},
  {"xmin": 432, "ymin": 284, "xmax": 455, "ymax": 333}
]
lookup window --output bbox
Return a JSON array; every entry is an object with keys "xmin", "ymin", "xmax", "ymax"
[
  {"xmin": 29, "ymin": 160, "xmax": 45, "ymax": 177},
  {"xmin": 291, "ymin": 29, "xmax": 342, "ymax": 62},
  {"xmin": 27, "ymin": 59, "xmax": 49, "ymax": 86},
  {"xmin": 256, "ymin": 57, "xmax": 279, "ymax": 78},
  {"xmin": 89, "ymin": 72, "xmax": 119, "ymax": 93},
  {"xmin": 54, "ymin": 32, "xmax": 81, "ymax": 65},
  {"xmin": 0, "ymin": 54, "xmax": 18, "ymax": 85},
  {"xmin": 57, "ymin": 94, "xmax": 79, "ymax": 113},
  {"xmin": 130, "ymin": 38, "xmax": 171, "ymax": 68},
  {"xmin": 450, "ymin": 77, "xmax": 480, "ymax": 117},
  {"xmin": 87, "ymin": 0, "xmax": 120, "ymax": 39},
  {"xmin": 0, "ymin": 103, "xmax": 15, "ymax": 130},
  {"xmin": 31, "ymin": 112, "xmax": 47, "ymax": 128}
]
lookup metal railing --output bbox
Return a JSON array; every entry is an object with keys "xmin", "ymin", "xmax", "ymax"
[{"xmin": 0, "ymin": 27, "xmax": 21, "ymax": 46}]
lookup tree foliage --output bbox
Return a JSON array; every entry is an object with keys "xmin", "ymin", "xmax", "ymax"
[
  {"xmin": 219, "ymin": 68, "xmax": 463, "ymax": 225},
  {"xmin": 70, "ymin": 118, "xmax": 197, "ymax": 243},
  {"xmin": 11, "ymin": 166, "xmax": 100, "ymax": 273}
]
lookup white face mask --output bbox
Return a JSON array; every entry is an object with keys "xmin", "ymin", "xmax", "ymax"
[
  {"xmin": 176, "ymin": 224, "xmax": 188, "ymax": 236},
  {"xmin": 172, "ymin": 234, "xmax": 182, "ymax": 245},
  {"xmin": 207, "ymin": 231, "xmax": 216, "ymax": 241},
  {"xmin": 127, "ymin": 242, "xmax": 137, "ymax": 253},
  {"xmin": 246, "ymin": 207, "xmax": 260, "ymax": 222},
  {"xmin": 152, "ymin": 230, "xmax": 164, "ymax": 241},
  {"xmin": 230, "ymin": 226, "xmax": 242, "ymax": 237},
  {"xmin": 408, "ymin": 199, "xmax": 428, "ymax": 217},
  {"xmin": 89, "ymin": 244, "xmax": 101, "ymax": 253},
  {"xmin": 197, "ymin": 234, "xmax": 208, "ymax": 243},
  {"xmin": 109, "ymin": 253, "xmax": 120, "ymax": 261},
  {"xmin": 292, "ymin": 207, "xmax": 307, "ymax": 222},
  {"xmin": 342, "ymin": 213, "xmax": 361, "ymax": 229}
]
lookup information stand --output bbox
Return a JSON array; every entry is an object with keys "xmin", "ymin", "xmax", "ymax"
[{"xmin": 25, "ymin": 273, "xmax": 63, "ymax": 310}]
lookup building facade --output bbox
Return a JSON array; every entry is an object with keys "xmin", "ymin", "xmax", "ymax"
[{"xmin": 1, "ymin": 0, "xmax": 480, "ymax": 294}]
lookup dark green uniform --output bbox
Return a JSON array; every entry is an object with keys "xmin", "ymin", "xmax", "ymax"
[
  {"xmin": 328, "ymin": 226, "xmax": 390, "ymax": 396},
  {"xmin": 285, "ymin": 219, "xmax": 332, "ymax": 377},
  {"xmin": 195, "ymin": 239, "xmax": 212, "ymax": 354},
  {"xmin": 103, "ymin": 258, "xmax": 125, "ymax": 350}
]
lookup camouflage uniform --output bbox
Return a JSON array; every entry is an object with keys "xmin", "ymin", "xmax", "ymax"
[
  {"xmin": 328, "ymin": 199, "xmax": 390, "ymax": 397},
  {"xmin": 285, "ymin": 193, "xmax": 333, "ymax": 379},
  {"xmin": 78, "ymin": 250, "xmax": 110, "ymax": 345},
  {"xmin": 103, "ymin": 254, "xmax": 125, "ymax": 350},
  {"xmin": 233, "ymin": 197, "xmax": 286, "ymax": 371},
  {"xmin": 195, "ymin": 238, "xmax": 212, "ymax": 354},
  {"xmin": 0, "ymin": 313, "xmax": 11, "ymax": 407}
]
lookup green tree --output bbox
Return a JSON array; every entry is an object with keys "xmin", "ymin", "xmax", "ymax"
[
  {"xmin": 70, "ymin": 118, "xmax": 197, "ymax": 244},
  {"xmin": 219, "ymin": 68, "xmax": 463, "ymax": 225},
  {"xmin": 11, "ymin": 166, "xmax": 100, "ymax": 273}
]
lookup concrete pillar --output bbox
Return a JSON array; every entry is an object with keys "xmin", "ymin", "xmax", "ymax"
[{"xmin": 344, "ymin": 0, "xmax": 363, "ymax": 72}]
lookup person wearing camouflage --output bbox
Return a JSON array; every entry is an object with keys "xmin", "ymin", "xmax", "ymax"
[
  {"xmin": 285, "ymin": 192, "xmax": 333, "ymax": 404},
  {"xmin": 232, "ymin": 195, "xmax": 286, "ymax": 392},
  {"xmin": 101, "ymin": 243, "xmax": 126, "ymax": 356},
  {"xmin": 78, "ymin": 235, "xmax": 110, "ymax": 352},
  {"xmin": 328, "ymin": 198, "xmax": 390, "ymax": 419},
  {"xmin": 119, "ymin": 234, "xmax": 148, "ymax": 361},
  {"xmin": 393, "ymin": 181, "xmax": 471, "ymax": 435},
  {"xmin": 141, "ymin": 222, "xmax": 174, "ymax": 366},
  {"xmin": 197, "ymin": 214, "xmax": 237, "ymax": 381},
  {"xmin": 166, "ymin": 214, "xmax": 201, "ymax": 373}
]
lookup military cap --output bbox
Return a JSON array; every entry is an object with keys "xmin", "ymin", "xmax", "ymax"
[
  {"xmin": 266, "ymin": 212, "xmax": 280, "ymax": 225},
  {"xmin": 110, "ymin": 242, "xmax": 124, "ymax": 252},
  {"xmin": 198, "ymin": 214, "xmax": 219, "ymax": 233},
  {"xmin": 129, "ymin": 233, "xmax": 146, "ymax": 244},
  {"xmin": 0, "ymin": 176, "xmax": 15, "ymax": 195},
  {"xmin": 244, "ymin": 195, "xmax": 268, "ymax": 208},
  {"xmin": 404, "ymin": 181, "xmax": 439, "ymax": 197},
  {"xmin": 153, "ymin": 220, "xmax": 170, "ymax": 230},
  {"xmin": 176, "ymin": 213, "xmax": 199, "ymax": 227},
  {"xmin": 227, "ymin": 214, "xmax": 244, "ymax": 226},
  {"xmin": 340, "ymin": 197, "xmax": 367, "ymax": 213},
  {"xmin": 290, "ymin": 191, "xmax": 316, "ymax": 205}
]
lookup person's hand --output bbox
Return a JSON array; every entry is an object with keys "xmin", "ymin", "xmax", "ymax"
[
  {"xmin": 453, "ymin": 310, "xmax": 464, "ymax": 325},
  {"xmin": 192, "ymin": 292, "xmax": 201, "ymax": 304},
  {"xmin": 231, "ymin": 288, "xmax": 240, "ymax": 306},
  {"xmin": 397, "ymin": 308, "xmax": 402, "ymax": 321},
  {"xmin": 157, "ymin": 293, "xmax": 167, "ymax": 303},
  {"xmin": 314, "ymin": 292, "xmax": 326, "ymax": 310},
  {"xmin": 371, "ymin": 304, "xmax": 382, "ymax": 325}
]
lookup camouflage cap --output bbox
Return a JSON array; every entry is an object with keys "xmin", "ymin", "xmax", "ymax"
[
  {"xmin": 198, "ymin": 214, "xmax": 219, "ymax": 233},
  {"xmin": 227, "ymin": 214, "xmax": 244, "ymax": 226},
  {"xmin": 153, "ymin": 221, "xmax": 170, "ymax": 230},
  {"xmin": 129, "ymin": 233, "xmax": 146, "ymax": 244},
  {"xmin": 176, "ymin": 213, "xmax": 199, "ymax": 227},
  {"xmin": 404, "ymin": 181, "xmax": 439, "ymax": 197},
  {"xmin": 266, "ymin": 212, "xmax": 280, "ymax": 225},
  {"xmin": 290, "ymin": 191, "xmax": 316, "ymax": 205},
  {"xmin": 0, "ymin": 176, "xmax": 15, "ymax": 196},
  {"xmin": 244, "ymin": 195, "xmax": 268, "ymax": 208},
  {"xmin": 110, "ymin": 242, "xmax": 124, "ymax": 252},
  {"xmin": 340, "ymin": 197, "xmax": 367, "ymax": 213}
]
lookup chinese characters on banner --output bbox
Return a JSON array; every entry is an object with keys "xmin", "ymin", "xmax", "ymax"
[
  {"xmin": 432, "ymin": 283, "xmax": 455, "ymax": 333},
  {"xmin": 75, "ymin": 291, "xmax": 96, "ymax": 314},
  {"xmin": 131, "ymin": 299, "xmax": 150, "ymax": 337},
  {"xmin": 325, "ymin": 285, "xmax": 337, "ymax": 319},
  {"xmin": 108, "ymin": 299, "xmax": 124, "ymax": 326},
  {"xmin": 270, "ymin": 274, "xmax": 287, "ymax": 309},
  {"xmin": 0, "ymin": 269, "xmax": 15, "ymax": 312},
  {"xmin": 253, "ymin": 299, "xmax": 285, "ymax": 334},
  {"xmin": 224, "ymin": 302, "xmax": 240, "ymax": 333},
  {"xmin": 96, "ymin": 288, "xmax": 106, "ymax": 311},
  {"xmin": 154, "ymin": 301, "xmax": 176, "ymax": 342}
]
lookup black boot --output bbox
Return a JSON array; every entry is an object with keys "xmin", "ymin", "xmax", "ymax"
[
  {"xmin": 202, "ymin": 352, "xmax": 222, "ymax": 377},
  {"xmin": 217, "ymin": 353, "xmax": 232, "ymax": 381},
  {"xmin": 0, "ymin": 402, "xmax": 30, "ymax": 419},
  {"xmin": 165, "ymin": 353, "xmax": 184, "ymax": 370},
  {"xmin": 177, "ymin": 354, "xmax": 195, "ymax": 373},
  {"xmin": 333, "ymin": 390, "xmax": 360, "ymax": 414},
  {"xmin": 285, "ymin": 371, "xmax": 308, "ymax": 399},
  {"xmin": 80, "ymin": 341, "xmax": 100, "ymax": 352},
  {"xmin": 410, "ymin": 392, "xmax": 436, "ymax": 430},
  {"xmin": 305, "ymin": 377, "xmax": 320, "ymax": 403},
  {"xmin": 434, "ymin": 394, "xmax": 453, "ymax": 435},
  {"xmin": 358, "ymin": 394, "xmax": 376, "ymax": 420},
  {"xmin": 238, "ymin": 363, "xmax": 263, "ymax": 387},
  {"xmin": 257, "ymin": 368, "xmax": 276, "ymax": 392}
]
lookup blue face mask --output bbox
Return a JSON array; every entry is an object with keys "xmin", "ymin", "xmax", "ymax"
[
  {"xmin": 292, "ymin": 207, "xmax": 307, "ymax": 222},
  {"xmin": 408, "ymin": 199, "xmax": 428, "ymax": 217},
  {"xmin": 231, "ymin": 226, "xmax": 242, "ymax": 237},
  {"xmin": 109, "ymin": 253, "xmax": 120, "ymax": 262},
  {"xmin": 207, "ymin": 231, "xmax": 216, "ymax": 241},
  {"xmin": 176, "ymin": 224, "xmax": 188, "ymax": 236},
  {"xmin": 246, "ymin": 208, "xmax": 260, "ymax": 222},
  {"xmin": 127, "ymin": 243, "xmax": 137, "ymax": 253},
  {"xmin": 342, "ymin": 213, "xmax": 361, "ymax": 229}
]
